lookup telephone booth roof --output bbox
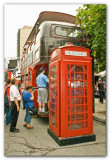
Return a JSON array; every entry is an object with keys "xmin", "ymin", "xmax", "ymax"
[{"xmin": 50, "ymin": 45, "xmax": 91, "ymax": 61}]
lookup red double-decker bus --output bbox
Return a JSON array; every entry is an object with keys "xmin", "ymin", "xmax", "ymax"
[{"xmin": 21, "ymin": 11, "xmax": 88, "ymax": 117}]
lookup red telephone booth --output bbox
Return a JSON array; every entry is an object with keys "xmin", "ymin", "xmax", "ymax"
[{"xmin": 48, "ymin": 45, "xmax": 96, "ymax": 146}]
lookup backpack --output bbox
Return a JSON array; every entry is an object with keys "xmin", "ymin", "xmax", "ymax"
[{"xmin": 4, "ymin": 87, "xmax": 10, "ymax": 107}]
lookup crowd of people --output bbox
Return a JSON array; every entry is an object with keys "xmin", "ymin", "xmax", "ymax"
[{"xmin": 4, "ymin": 67, "xmax": 49, "ymax": 133}]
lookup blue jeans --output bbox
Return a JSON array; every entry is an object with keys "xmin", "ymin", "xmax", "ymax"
[
  {"xmin": 6, "ymin": 106, "xmax": 12, "ymax": 125},
  {"xmin": 24, "ymin": 107, "xmax": 32, "ymax": 124}
]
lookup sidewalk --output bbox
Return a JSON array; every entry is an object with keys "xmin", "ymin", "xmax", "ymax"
[{"xmin": 93, "ymin": 98, "xmax": 106, "ymax": 123}]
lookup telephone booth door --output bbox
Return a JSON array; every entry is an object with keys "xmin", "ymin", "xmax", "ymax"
[
  {"xmin": 60, "ymin": 60, "xmax": 93, "ymax": 138},
  {"xmin": 49, "ymin": 61, "xmax": 60, "ymax": 136}
]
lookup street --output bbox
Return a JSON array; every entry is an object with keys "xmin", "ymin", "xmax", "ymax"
[{"xmin": 4, "ymin": 98, "xmax": 106, "ymax": 157}]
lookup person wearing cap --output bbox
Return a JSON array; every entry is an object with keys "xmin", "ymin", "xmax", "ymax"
[{"xmin": 36, "ymin": 67, "xmax": 49, "ymax": 113}]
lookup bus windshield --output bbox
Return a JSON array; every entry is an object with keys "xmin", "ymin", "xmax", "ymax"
[{"xmin": 55, "ymin": 26, "xmax": 83, "ymax": 38}]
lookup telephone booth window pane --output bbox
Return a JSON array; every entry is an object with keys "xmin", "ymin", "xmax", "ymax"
[
  {"xmin": 71, "ymin": 81, "xmax": 84, "ymax": 88},
  {"xmin": 85, "ymin": 97, "xmax": 87, "ymax": 104},
  {"xmin": 71, "ymin": 73, "xmax": 84, "ymax": 80},
  {"xmin": 68, "ymin": 106, "xmax": 70, "ymax": 113},
  {"xmin": 67, "ymin": 65, "xmax": 70, "ymax": 72},
  {"xmin": 71, "ymin": 123, "xmax": 80, "ymax": 130},
  {"xmin": 50, "ymin": 103, "xmax": 56, "ymax": 111},
  {"xmin": 50, "ymin": 82, "xmax": 57, "ymax": 88},
  {"xmin": 68, "ymin": 73, "xmax": 70, "ymax": 79},
  {"xmin": 50, "ymin": 89, "xmax": 57, "ymax": 96},
  {"xmin": 68, "ymin": 90, "xmax": 70, "ymax": 96},
  {"xmin": 50, "ymin": 74, "xmax": 56, "ymax": 80},
  {"xmin": 51, "ymin": 97, "xmax": 56, "ymax": 103},
  {"xmin": 85, "ymin": 113, "xmax": 88, "ymax": 120},
  {"xmin": 85, "ymin": 89, "xmax": 87, "ymax": 96},
  {"xmin": 68, "ymin": 123, "xmax": 71, "ymax": 130},
  {"xmin": 76, "ymin": 114, "xmax": 84, "ymax": 121},
  {"xmin": 50, "ymin": 66, "xmax": 56, "ymax": 73},
  {"xmin": 85, "ymin": 105, "xmax": 88, "ymax": 111},
  {"xmin": 71, "ymin": 65, "xmax": 75, "ymax": 72},
  {"xmin": 85, "ymin": 121, "xmax": 88, "ymax": 128},
  {"xmin": 71, "ymin": 105, "xmax": 84, "ymax": 113},
  {"xmin": 68, "ymin": 115, "xmax": 70, "ymax": 121},
  {"xmin": 85, "ymin": 81, "xmax": 87, "ymax": 88},
  {"xmin": 76, "ymin": 122, "xmax": 85, "ymax": 129},
  {"xmin": 85, "ymin": 74, "xmax": 87, "ymax": 80},
  {"xmin": 74, "ymin": 65, "xmax": 84, "ymax": 72},
  {"xmin": 71, "ymin": 97, "xmax": 84, "ymax": 104},
  {"xmin": 71, "ymin": 89, "xmax": 84, "ymax": 96},
  {"xmin": 85, "ymin": 66, "xmax": 87, "ymax": 72},
  {"xmin": 50, "ymin": 111, "xmax": 56, "ymax": 119},
  {"xmin": 68, "ymin": 81, "xmax": 71, "ymax": 88},
  {"xmin": 50, "ymin": 118, "xmax": 56, "ymax": 127}
]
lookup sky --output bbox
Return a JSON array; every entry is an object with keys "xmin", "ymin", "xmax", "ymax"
[{"xmin": 4, "ymin": 4, "xmax": 83, "ymax": 58}]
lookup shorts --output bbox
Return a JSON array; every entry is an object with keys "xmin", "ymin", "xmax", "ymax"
[{"xmin": 38, "ymin": 88, "xmax": 48, "ymax": 103}]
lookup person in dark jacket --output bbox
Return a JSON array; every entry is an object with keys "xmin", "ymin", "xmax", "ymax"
[{"xmin": 97, "ymin": 78, "xmax": 104, "ymax": 104}]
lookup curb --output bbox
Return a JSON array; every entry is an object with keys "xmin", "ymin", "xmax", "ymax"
[{"xmin": 93, "ymin": 115, "xmax": 106, "ymax": 124}]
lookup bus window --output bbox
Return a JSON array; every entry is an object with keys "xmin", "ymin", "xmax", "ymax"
[{"xmin": 55, "ymin": 26, "xmax": 83, "ymax": 38}]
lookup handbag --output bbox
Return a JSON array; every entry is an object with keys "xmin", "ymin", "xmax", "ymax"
[
  {"xmin": 28, "ymin": 107, "xmax": 38, "ymax": 115},
  {"xmin": 25, "ymin": 101, "xmax": 38, "ymax": 115}
]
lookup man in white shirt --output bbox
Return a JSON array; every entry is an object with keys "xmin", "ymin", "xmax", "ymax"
[{"xmin": 10, "ymin": 78, "xmax": 21, "ymax": 132}]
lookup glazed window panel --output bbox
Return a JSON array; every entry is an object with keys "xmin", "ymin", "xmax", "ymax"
[
  {"xmin": 71, "ymin": 81, "xmax": 84, "ymax": 88},
  {"xmin": 71, "ymin": 89, "xmax": 84, "ymax": 96},
  {"xmin": 50, "ymin": 66, "xmax": 56, "ymax": 73},
  {"xmin": 50, "ymin": 73, "xmax": 57, "ymax": 80},
  {"xmin": 50, "ymin": 111, "xmax": 56, "ymax": 119},
  {"xmin": 50, "ymin": 118, "xmax": 56, "ymax": 127},
  {"xmin": 50, "ymin": 97, "xmax": 57, "ymax": 103},
  {"xmin": 67, "ymin": 65, "xmax": 70, "ymax": 72},
  {"xmin": 50, "ymin": 89, "xmax": 57, "ymax": 96},
  {"xmin": 50, "ymin": 82, "xmax": 57, "ymax": 88},
  {"xmin": 71, "ymin": 97, "xmax": 84, "ymax": 104},
  {"xmin": 50, "ymin": 103, "xmax": 56, "ymax": 111},
  {"xmin": 74, "ymin": 65, "xmax": 84, "ymax": 72},
  {"xmin": 71, "ymin": 73, "xmax": 84, "ymax": 80},
  {"xmin": 71, "ymin": 105, "xmax": 84, "ymax": 113}
]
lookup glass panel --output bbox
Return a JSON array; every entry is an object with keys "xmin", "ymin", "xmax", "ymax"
[
  {"xmin": 50, "ymin": 118, "xmax": 56, "ymax": 127},
  {"xmin": 85, "ymin": 66, "xmax": 87, "ymax": 72},
  {"xmin": 85, "ymin": 121, "xmax": 88, "ymax": 128},
  {"xmin": 71, "ymin": 105, "xmax": 84, "ymax": 113},
  {"xmin": 50, "ymin": 82, "xmax": 57, "ymax": 88},
  {"xmin": 67, "ymin": 65, "xmax": 70, "ymax": 72},
  {"xmin": 85, "ymin": 97, "xmax": 87, "ymax": 104},
  {"xmin": 76, "ymin": 114, "xmax": 84, "ymax": 121},
  {"xmin": 76, "ymin": 121, "xmax": 85, "ymax": 129},
  {"xmin": 51, "ymin": 97, "xmax": 56, "ymax": 103},
  {"xmin": 50, "ymin": 66, "xmax": 56, "ymax": 73},
  {"xmin": 68, "ymin": 115, "xmax": 70, "ymax": 121},
  {"xmin": 85, "ymin": 81, "xmax": 87, "ymax": 88},
  {"xmin": 68, "ymin": 89, "xmax": 70, "ymax": 96},
  {"xmin": 85, "ymin": 89, "xmax": 87, "ymax": 96},
  {"xmin": 68, "ymin": 106, "xmax": 70, "ymax": 113},
  {"xmin": 50, "ymin": 111, "xmax": 56, "ymax": 119},
  {"xmin": 68, "ymin": 73, "xmax": 70, "ymax": 79},
  {"xmin": 68, "ymin": 123, "xmax": 71, "ymax": 130},
  {"xmin": 85, "ymin": 105, "xmax": 88, "ymax": 111},
  {"xmin": 74, "ymin": 65, "xmax": 84, "ymax": 72},
  {"xmin": 71, "ymin": 89, "xmax": 84, "ymax": 96},
  {"xmin": 85, "ymin": 74, "xmax": 87, "ymax": 80},
  {"xmin": 71, "ymin": 81, "xmax": 84, "ymax": 88},
  {"xmin": 68, "ymin": 97, "xmax": 70, "ymax": 105},
  {"xmin": 50, "ymin": 89, "xmax": 57, "ymax": 96},
  {"xmin": 71, "ymin": 97, "xmax": 84, "ymax": 104},
  {"xmin": 50, "ymin": 74, "xmax": 56, "ymax": 80},
  {"xmin": 50, "ymin": 103, "xmax": 56, "ymax": 111},
  {"xmin": 68, "ymin": 81, "xmax": 71, "ymax": 88},
  {"xmin": 85, "ymin": 113, "xmax": 88, "ymax": 120},
  {"xmin": 71, "ymin": 123, "xmax": 81, "ymax": 130},
  {"xmin": 71, "ymin": 65, "xmax": 75, "ymax": 72},
  {"xmin": 71, "ymin": 73, "xmax": 84, "ymax": 80}
]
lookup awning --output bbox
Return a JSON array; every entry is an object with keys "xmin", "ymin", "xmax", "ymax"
[{"xmin": 99, "ymin": 70, "xmax": 106, "ymax": 77}]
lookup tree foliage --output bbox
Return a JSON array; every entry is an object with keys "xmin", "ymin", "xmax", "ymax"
[{"xmin": 76, "ymin": 4, "xmax": 106, "ymax": 72}]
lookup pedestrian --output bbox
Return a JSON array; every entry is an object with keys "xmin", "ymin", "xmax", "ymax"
[
  {"xmin": 36, "ymin": 67, "xmax": 49, "ymax": 113},
  {"xmin": 10, "ymin": 78, "xmax": 21, "ymax": 132},
  {"xmin": 23, "ymin": 85, "xmax": 34, "ymax": 129},
  {"xmin": 97, "ymin": 78, "xmax": 104, "ymax": 104},
  {"xmin": 4, "ymin": 79, "xmax": 12, "ymax": 125}
]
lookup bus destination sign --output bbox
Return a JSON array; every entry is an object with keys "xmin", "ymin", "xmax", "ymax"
[{"xmin": 65, "ymin": 51, "xmax": 87, "ymax": 56}]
